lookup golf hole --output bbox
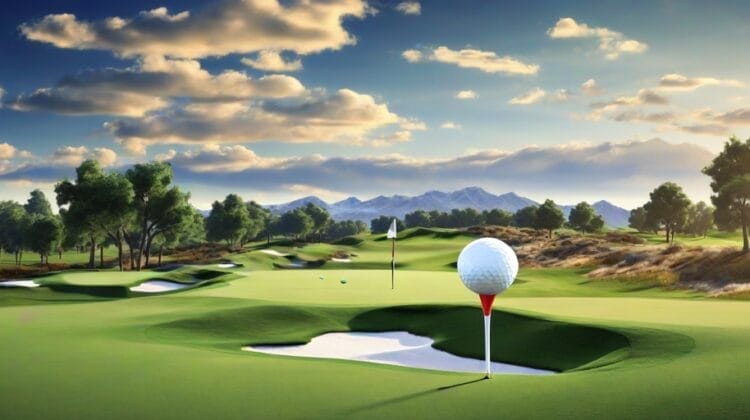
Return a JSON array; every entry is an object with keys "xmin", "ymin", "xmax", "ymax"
[{"xmin": 243, "ymin": 331, "xmax": 554, "ymax": 375}]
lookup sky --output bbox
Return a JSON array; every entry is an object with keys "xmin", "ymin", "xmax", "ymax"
[{"xmin": 1, "ymin": 0, "xmax": 749, "ymax": 210}]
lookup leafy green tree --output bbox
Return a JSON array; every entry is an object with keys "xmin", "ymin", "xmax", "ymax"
[
  {"xmin": 206, "ymin": 194, "xmax": 250, "ymax": 248},
  {"xmin": 568, "ymin": 202, "xmax": 595, "ymax": 232},
  {"xmin": 55, "ymin": 160, "xmax": 107, "ymax": 268},
  {"xmin": 25, "ymin": 215, "xmax": 62, "ymax": 266},
  {"xmin": 629, "ymin": 207, "xmax": 650, "ymax": 232},
  {"xmin": 483, "ymin": 209, "xmax": 512, "ymax": 226},
  {"xmin": 643, "ymin": 182, "xmax": 691, "ymax": 244},
  {"xmin": 587, "ymin": 215, "xmax": 605, "ymax": 232},
  {"xmin": 370, "ymin": 216, "xmax": 404, "ymax": 234},
  {"xmin": 244, "ymin": 201, "xmax": 270, "ymax": 245},
  {"xmin": 703, "ymin": 137, "xmax": 750, "ymax": 252},
  {"xmin": 56, "ymin": 161, "xmax": 134, "ymax": 270},
  {"xmin": 278, "ymin": 208, "xmax": 314, "ymax": 239},
  {"xmin": 685, "ymin": 201, "xmax": 714, "ymax": 237},
  {"xmin": 0, "ymin": 201, "xmax": 28, "ymax": 265},
  {"xmin": 126, "ymin": 162, "xmax": 192, "ymax": 269},
  {"xmin": 512, "ymin": 206, "xmax": 538, "ymax": 228},
  {"xmin": 302, "ymin": 203, "xmax": 331, "ymax": 241},
  {"xmin": 324, "ymin": 220, "xmax": 368, "ymax": 241},
  {"xmin": 534, "ymin": 199, "xmax": 565, "ymax": 238},
  {"xmin": 450, "ymin": 208, "xmax": 484, "ymax": 227},
  {"xmin": 24, "ymin": 189, "xmax": 53, "ymax": 217},
  {"xmin": 404, "ymin": 210, "xmax": 431, "ymax": 228}
]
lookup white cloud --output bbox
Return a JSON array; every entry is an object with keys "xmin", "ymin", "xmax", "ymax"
[
  {"xmin": 105, "ymin": 88, "xmax": 406, "ymax": 154},
  {"xmin": 441, "ymin": 122, "xmax": 461, "ymax": 129},
  {"xmin": 552, "ymin": 89, "xmax": 572, "ymax": 102},
  {"xmin": 548, "ymin": 17, "xmax": 648, "ymax": 60},
  {"xmin": 401, "ymin": 49, "xmax": 423, "ymax": 62},
  {"xmin": 241, "ymin": 50, "xmax": 303, "ymax": 72},
  {"xmin": 9, "ymin": 56, "xmax": 307, "ymax": 116},
  {"xmin": 658, "ymin": 73, "xmax": 745, "ymax": 91},
  {"xmin": 581, "ymin": 79, "xmax": 602, "ymax": 96},
  {"xmin": 20, "ymin": 1, "xmax": 371, "ymax": 58},
  {"xmin": 403, "ymin": 46, "xmax": 539, "ymax": 75},
  {"xmin": 509, "ymin": 88, "xmax": 547, "ymax": 105},
  {"xmin": 50, "ymin": 145, "xmax": 118, "ymax": 167},
  {"xmin": 164, "ymin": 145, "xmax": 284, "ymax": 172},
  {"xmin": 0, "ymin": 142, "xmax": 32, "ymax": 160},
  {"xmin": 395, "ymin": 2, "xmax": 421, "ymax": 15},
  {"xmin": 455, "ymin": 90, "xmax": 478, "ymax": 100}
]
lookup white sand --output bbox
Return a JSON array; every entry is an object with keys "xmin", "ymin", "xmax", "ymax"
[
  {"xmin": 330, "ymin": 258, "xmax": 352, "ymax": 263},
  {"xmin": 243, "ymin": 331, "xmax": 554, "ymax": 375},
  {"xmin": 0, "ymin": 280, "xmax": 40, "ymax": 288},
  {"xmin": 259, "ymin": 249, "xmax": 290, "ymax": 257},
  {"xmin": 217, "ymin": 263, "xmax": 238, "ymax": 268},
  {"xmin": 130, "ymin": 280, "xmax": 189, "ymax": 293}
]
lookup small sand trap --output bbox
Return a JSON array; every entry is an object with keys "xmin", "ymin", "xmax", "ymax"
[
  {"xmin": 330, "ymin": 258, "xmax": 351, "ymax": 263},
  {"xmin": 217, "ymin": 263, "xmax": 238, "ymax": 268},
  {"xmin": 259, "ymin": 249, "xmax": 290, "ymax": 257},
  {"xmin": 0, "ymin": 280, "xmax": 40, "ymax": 288},
  {"xmin": 243, "ymin": 331, "xmax": 553, "ymax": 375},
  {"xmin": 130, "ymin": 280, "xmax": 189, "ymax": 293}
]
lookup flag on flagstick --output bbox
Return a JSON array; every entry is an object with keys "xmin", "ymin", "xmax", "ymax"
[{"xmin": 387, "ymin": 219, "xmax": 397, "ymax": 289}]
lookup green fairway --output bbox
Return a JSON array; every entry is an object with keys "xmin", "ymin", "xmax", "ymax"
[{"xmin": 1, "ymin": 231, "xmax": 749, "ymax": 419}]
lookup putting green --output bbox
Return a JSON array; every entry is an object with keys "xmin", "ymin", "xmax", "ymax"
[{"xmin": 1, "ymin": 232, "xmax": 749, "ymax": 419}]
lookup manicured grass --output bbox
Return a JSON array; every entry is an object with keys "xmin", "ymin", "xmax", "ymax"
[
  {"xmin": 634, "ymin": 230, "xmax": 745, "ymax": 247},
  {"xmin": 1, "ymin": 230, "xmax": 749, "ymax": 419}
]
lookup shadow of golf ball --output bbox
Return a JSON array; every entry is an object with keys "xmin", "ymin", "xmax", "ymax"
[{"xmin": 340, "ymin": 279, "xmax": 347, "ymax": 284}]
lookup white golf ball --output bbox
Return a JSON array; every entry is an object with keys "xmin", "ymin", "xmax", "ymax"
[{"xmin": 457, "ymin": 238, "xmax": 518, "ymax": 296}]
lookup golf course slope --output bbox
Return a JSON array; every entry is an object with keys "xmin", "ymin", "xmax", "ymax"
[{"xmin": 1, "ymin": 231, "xmax": 749, "ymax": 419}]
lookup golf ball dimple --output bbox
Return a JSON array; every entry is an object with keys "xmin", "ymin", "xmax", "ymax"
[{"xmin": 457, "ymin": 238, "xmax": 518, "ymax": 296}]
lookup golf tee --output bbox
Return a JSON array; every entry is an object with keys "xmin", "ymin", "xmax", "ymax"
[{"xmin": 484, "ymin": 314, "xmax": 491, "ymax": 378}]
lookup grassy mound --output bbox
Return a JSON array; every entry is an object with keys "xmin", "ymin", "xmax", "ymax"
[{"xmin": 149, "ymin": 304, "xmax": 638, "ymax": 372}]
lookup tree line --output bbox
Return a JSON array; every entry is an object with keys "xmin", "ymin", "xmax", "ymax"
[
  {"xmin": 628, "ymin": 136, "xmax": 750, "ymax": 251},
  {"xmin": 371, "ymin": 199, "xmax": 605, "ymax": 238},
  {"xmin": 205, "ymin": 197, "xmax": 368, "ymax": 246}
]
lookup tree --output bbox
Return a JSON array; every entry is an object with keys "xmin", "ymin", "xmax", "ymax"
[
  {"xmin": 302, "ymin": 203, "xmax": 331, "ymax": 241},
  {"xmin": 568, "ymin": 202, "xmax": 595, "ymax": 232},
  {"xmin": 404, "ymin": 210, "xmax": 431, "ymax": 228},
  {"xmin": 450, "ymin": 208, "xmax": 484, "ymax": 227},
  {"xmin": 629, "ymin": 207, "xmax": 650, "ymax": 232},
  {"xmin": 643, "ymin": 182, "xmax": 691, "ymax": 244},
  {"xmin": 206, "ymin": 194, "xmax": 250, "ymax": 248},
  {"xmin": 244, "ymin": 201, "xmax": 270, "ymax": 245},
  {"xmin": 685, "ymin": 201, "xmax": 714, "ymax": 237},
  {"xmin": 56, "ymin": 161, "xmax": 134, "ymax": 271},
  {"xmin": 55, "ymin": 160, "xmax": 106, "ymax": 268},
  {"xmin": 0, "ymin": 201, "xmax": 28, "ymax": 265},
  {"xmin": 126, "ymin": 162, "xmax": 192, "ymax": 269},
  {"xmin": 24, "ymin": 189, "xmax": 53, "ymax": 217},
  {"xmin": 370, "ymin": 216, "xmax": 404, "ymax": 234},
  {"xmin": 324, "ymin": 220, "xmax": 368, "ymax": 241},
  {"xmin": 703, "ymin": 137, "xmax": 750, "ymax": 252},
  {"xmin": 512, "ymin": 206, "xmax": 538, "ymax": 228},
  {"xmin": 534, "ymin": 199, "xmax": 565, "ymax": 238},
  {"xmin": 25, "ymin": 215, "xmax": 62, "ymax": 267},
  {"xmin": 483, "ymin": 209, "xmax": 512, "ymax": 226},
  {"xmin": 278, "ymin": 208, "xmax": 313, "ymax": 239},
  {"xmin": 587, "ymin": 215, "xmax": 605, "ymax": 232}
]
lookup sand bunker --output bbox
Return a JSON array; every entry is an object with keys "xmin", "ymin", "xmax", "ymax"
[
  {"xmin": 243, "ymin": 331, "xmax": 553, "ymax": 375},
  {"xmin": 130, "ymin": 280, "xmax": 189, "ymax": 293},
  {"xmin": 330, "ymin": 258, "xmax": 352, "ymax": 263},
  {"xmin": 259, "ymin": 249, "xmax": 290, "ymax": 257},
  {"xmin": 217, "ymin": 263, "xmax": 238, "ymax": 268},
  {"xmin": 0, "ymin": 280, "xmax": 40, "ymax": 288}
]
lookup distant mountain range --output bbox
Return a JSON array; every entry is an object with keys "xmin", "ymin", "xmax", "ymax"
[{"xmin": 264, "ymin": 187, "xmax": 631, "ymax": 228}]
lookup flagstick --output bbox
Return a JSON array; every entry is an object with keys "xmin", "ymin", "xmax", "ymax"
[{"xmin": 391, "ymin": 237, "xmax": 395, "ymax": 289}]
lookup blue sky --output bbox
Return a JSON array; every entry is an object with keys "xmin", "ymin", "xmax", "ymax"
[{"xmin": 1, "ymin": 0, "xmax": 749, "ymax": 209}]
